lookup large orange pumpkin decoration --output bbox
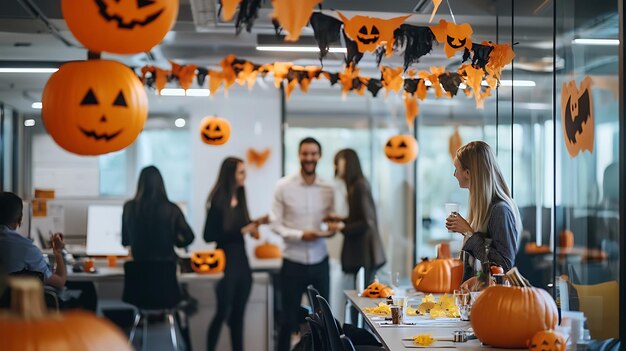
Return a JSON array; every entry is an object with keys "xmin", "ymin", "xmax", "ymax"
[
  {"xmin": 361, "ymin": 279, "xmax": 394, "ymax": 298},
  {"xmin": 191, "ymin": 250, "xmax": 226, "ymax": 273},
  {"xmin": 411, "ymin": 245, "xmax": 463, "ymax": 293},
  {"xmin": 42, "ymin": 60, "xmax": 148, "ymax": 156},
  {"xmin": 528, "ymin": 330, "xmax": 567, "ymax": 351},
  {"xmin": 62, "ymin": 0, "xmax": 179, "ymax": 54},
  {"xmin": 254, "ymin": 242, "xmax": 282, "ymax": 259},
  {"xmin": 471, "ymin": 268, "xmax": 558, "ymax": 348},
  {"xmin": 1, "ymin": 278, "xmax": 132, "ymax": 351},
  {"xmin": 384, "ymin": 134, "xmax": 418, "ymax": 164},
  {"xmin": 199, "ymin": 116, "xmax": 231, "ymax": 146}
]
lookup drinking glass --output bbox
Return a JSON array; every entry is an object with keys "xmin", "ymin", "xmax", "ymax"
[{"xmin": 445, "ymin": 203, "xmax": 460, "ymax": 232}]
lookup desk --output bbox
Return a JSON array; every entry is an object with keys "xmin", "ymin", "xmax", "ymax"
[
  {"xmin": 345, "ymin": 291, "xmax": 523, "ymax": 350},
  {"xmin": 68, "ymin": 266, "xmax": 275, "ymax": 351}
]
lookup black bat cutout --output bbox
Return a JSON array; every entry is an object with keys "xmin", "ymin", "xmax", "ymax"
[
  {"xmin": 564, "ymin": 89, "xmax": 591, "ymax": 144},
  {"xmin": 95, "ymin": 0, "xmax": 164, "ymax": 29}
]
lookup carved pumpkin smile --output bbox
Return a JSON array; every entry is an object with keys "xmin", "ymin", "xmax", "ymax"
[
  {"xmin": 79, "ymin": 126, "xmax": 123, "ymax": 141},
  {"xmin": 357, "ymin": 25, "xmax": 380, "ymax": 44},
  {"xmin": 190, "ymin": 250, "xmax": 226, "ymax": 273},
  {"xmin": 447, "ymin": 35, "xmax": 467, "ymax": 49},
  {"xmin": 94, "ymin": 0, "xmax": 165, "ymax": 29}
]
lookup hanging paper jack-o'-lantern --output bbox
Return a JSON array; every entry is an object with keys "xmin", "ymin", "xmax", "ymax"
[
  {"xmin": 42, "ymin": 60, "xmax": 148, "ymax": 156},
  {"xmin": 61, "ymin": 0, "xmax": 179, "ymax": 54},
  {"xmin": 199, "ymin": 116, "xmax": 232, "ymax": 145},
  {"xmin": 190, "ymin": 250, "xmax": 226, "ymax": 273},
  {"xmin": 384, "ymin": 135, "xmax": 418, "ymax": 164},
  {"xmin": 338, "ymin": 12, "xmax": 410, "ymax": 55}
]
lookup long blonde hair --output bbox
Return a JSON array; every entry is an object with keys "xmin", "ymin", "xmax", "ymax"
[{"xmin": 456, "ymin": 141, "xmax": 522, "ymax": 235}]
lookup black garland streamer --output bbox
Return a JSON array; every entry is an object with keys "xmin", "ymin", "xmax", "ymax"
[
  {"xmin": 438, "ymin": 72, "xmax": 463, "ymax": 96},
  {"xmin": 403, "ymin": 78, "xmax": 421, "ymax": 95},
  {"xmin": 196, "ymin": 67, "xmax": 209, "ymax": 86},
  {"xmin": 366, "ymin": 79, "xmax": 383, "ymax": 97},
  {"xmin": 393, "ymin": 24, "xmax": 435, "ymax": 71},
  {"xmin": 343, "ymin": 31, "xmax": 363, "ymax": 66},
  {"xmin": 462, "ymin": 43, "xmax": 494, "ymax": 68},
  {"xmin": 235, "ymin": 0, "xmax": 263, "ymax": 34},
  {"xmin": 309, "ymin": 13, "xmax": 343, "ymax": 64}
]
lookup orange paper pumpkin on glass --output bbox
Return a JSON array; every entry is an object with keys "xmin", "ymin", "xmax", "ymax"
[
  {"xmin": 361, "ymin": 280, "xmax": 394, "ymax": 298},
  {"xmin": 384, "ymin": 135, "xmax": 418, "ymax": 164},
  {"xmin": 42, "ymin": 60, "xmax": 148, "ymax": 156},
  {"xmin": 199, "ymin": 116, "xmax": 231, "ymax": 145},
  {"xmin": 339, "ymin": 12, "xmax": 410, "ymax": 55},
  {"xmin": 561, "ymin": 76, "xmax": 594, "ymax": 158},
  {"xmin": 61, "ymin": 0, "xmax": 179, "ymax": 54},
  {"xmin": 528, "ymin": 330, "xmax": 567, "ymax": 351},
  {"xmin": 190, "ymin": 250, "xmax": 226, "ymax": 273},
  {"xmin": 429, "ymin": 19, "xmax": 473, "ymax": 58}
]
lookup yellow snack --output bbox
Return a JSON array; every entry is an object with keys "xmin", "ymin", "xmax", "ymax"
[
  {"xmin": 417, "ymin": 302, "xmax": 435, "ymax": 314},
  {"xmin": 428, "ymin": 293, "xmax": 460, "ymax": 318},
  {"xmin": 406, "ymin": 305, "xmax": 418, "ymax": 316},
  {"xmin": 422, "ymin": 294, "xmax": 435, "ymax": 303},
  {"xmin": 413, "ymin": 334, "xmax": 435, "ymax": 346},
  {"xmin": 362, "ymin": 302, "xmax": 391, "ymax": 316}
]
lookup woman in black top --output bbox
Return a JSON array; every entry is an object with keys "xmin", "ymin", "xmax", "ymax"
[
  {"xmin": 204, "ymin": 157, "xmax": 267, "ymax": 351},
  {"xmin": 333, "ymin": 149, "xmax": 386, "ymax": 285},
  {"xmin": 122, "ymin": 166, "xmax": 194, "ymax": 261}
]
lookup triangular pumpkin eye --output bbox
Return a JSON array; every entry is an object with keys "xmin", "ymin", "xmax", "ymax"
[
  {"xmin": 215, "ymin": 125, "xmax": 221, "ymax": 131},
  {"xmin": 359, "ymin": 26, "xmax": 368, "ymax": 35},
  {"xmin": 113, "ymin": 90, "xmax": 127, "ymax": 107},
  {"xmin": 80, "ymin": 88, "xmax": 98, "ymax": 105},
  {"xmin": 371, "ymin": 26, "xmax": 380, "ymax": 35},
  {"xmin": 399, "ymin": 141, "xmax": 407, "ymax": 148},
  {"xmin": 386, "ymin": 141, "xmax": 392, "ymax": 147}
]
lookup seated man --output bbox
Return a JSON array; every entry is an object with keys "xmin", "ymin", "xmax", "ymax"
[{"xmin": 0, "ymin": 192, "xmax": 66, "ymax": 289}]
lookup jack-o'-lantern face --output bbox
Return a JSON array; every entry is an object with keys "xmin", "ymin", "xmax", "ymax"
[
  {"xmin": 338, "ymin": 12, "xmax": 409, "ymax": 54},
  {"xmin": 429, "ymin": 19, "xmax": 473, "ymax": 58},
  {"xmin": 61, "ymin": 0, "xmax": 179, "ymax": 54},
  {"xmin": 199, "ymin": 116, "xmax": 231, "ymax": 145},
  {"xmin": 42, "ymin": 60, "xmax": 148, "ymax": 156},
  {"xmin": 191, "ymin": 250, "xmax": 226, "ymax": 273},
  {"xmin": 384, "ymin": 135, "xmax": 418, "ymax": 164},
  {"xmin": 528, "ymin": 330, "xmax": 566, "ymax": 351},
  {"xmin": 561, "ymin": 76, "xmax": 594, "ymax": 158},
  {"xmin": 361, "ymin": 280, "xmax": 394, "ymax": 298}
]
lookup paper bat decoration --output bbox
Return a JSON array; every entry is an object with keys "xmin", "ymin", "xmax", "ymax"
[
  {"xmin": 429, "ymin": 19, "xmax": 473, "ymax": 58},
  {"xmin": 220, "ymin": 0, "xmax": 242, "ymax": 21},
  {"xmin": 393, "ymin": 24, "xmax": 435, "ymax": 71},
  {"xmin": 338, "ymin": 12, "xmax": 410, "ymax": 56},
  {"xmin": 430, "ymin": 0, "xmax": 443, "ymax": 22},
  {"xmin": 272, "ymin": 0, "xmax": 322, "ymax": 41},
  {"xmin": 310, "ymin": 13, "xmax": 343, "ymax": 63},
  {"xmin": 247, "ymin": 148, "xmax": 271, "ymax": 168},
  {"xmin": 561, "ymin": 76, "xmax": 594, "ymax": 157},
  {"xmin": 367, "ymin": 79, "xmax": 383, "ymax": 97}
]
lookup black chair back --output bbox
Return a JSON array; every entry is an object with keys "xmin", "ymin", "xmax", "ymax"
[
  {"xmin": 307, "ymin": 285, "xmax": 321, "ymax": 313},
  {"xmin": 316, "ymin": 295, "xmax": 344, "ymax": 351},
  {"xmin": 340, "ymin": 335, "xmax": 356, "ymax": 351},
  {"xmin": 123, "ymin": 260, "xmax": 181, "ymax": 310},
  {"xmin": 306, "ymin": 315, "xmax": 328, "ymax": 351}
]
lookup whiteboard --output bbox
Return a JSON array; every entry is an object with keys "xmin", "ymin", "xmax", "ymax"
[{"xmin": 86, "ymin": 205, "xmax": 128, "ymax": 256}]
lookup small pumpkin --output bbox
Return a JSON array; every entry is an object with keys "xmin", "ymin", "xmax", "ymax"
[
  {"xmin": 199, "ymin": 116, "xmax": 231, "ymax": 145},
  {"xmin": 559, "ymin": 229, "xmax": 574, "ymax": 249},
  {"xmin": 528, "ymin": 330, "xmax": 567, "ymax": 351},
  {"xmin": 471, "ymin": 268, "xmax": 558, "ymax": 348},
  {"xmin": 61, "ymin": 0, "xmax": 179, "ymax": 54},
  {"xmin": 42, "ymin": 59, "xmax": 148, "ymax": 156},
  {"xmin": 361, "ymin": 279, "xmax": 394, "ymax": 298},
  {"xmin": 411, "ymin": 243, "xmax": 463, "ymax": 293},
  {"xmin": 0, "ymin": 278, "xmax": 131, "ymax": 351},
  {"xmin": 384, "ymin": 134, "xmax": 418, "ymax": 164},
  {"xmin": 191, "ymin": 250, "xmax": 226, "ymax": 273},
  {"xmin": 254, "ymin": 242, "xmax": 282, "ymax": 259}
]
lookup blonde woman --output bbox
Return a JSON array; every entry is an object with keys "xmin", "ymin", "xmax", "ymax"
[{"xmin": 445, "ymin": 141, "xmax": 522, "ymax": 278}]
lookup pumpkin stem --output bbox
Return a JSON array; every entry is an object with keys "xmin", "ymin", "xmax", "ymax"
[
  {"xmin": 504, "ymin": 267, "xmax": 532, "ymax": 288},
  {"xmin": 87, "ymin": 51, "xmax": 102, "ymax": 60},
  {"xmin": 436, "ymin": 243, "xmax": 451, "ymax": 259},
  {"xmin": 7, "ymin": 277, "xmax": 47, "ymax": 319}
]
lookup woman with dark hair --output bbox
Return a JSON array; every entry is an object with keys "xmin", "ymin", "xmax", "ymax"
[
  {"xmin": 332, "ymin": 149, "xmax": 386, "ymax": 285},
  {"xmin": 122, "ymin": 166, "xmax": 194, "ymax": 261},
  {"xmin": 204, "ymin": 157, "xmax": 268, "ymax": 351}
]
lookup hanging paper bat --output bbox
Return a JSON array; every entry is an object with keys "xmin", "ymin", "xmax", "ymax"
[
  {"xmin": 561, "ymin": 76, "xmax": 594, "ymax": 157},
  {"xmin": 429, "ymin": 19, "xmax": 473, "ymax": 58},
  {"xmin": 247, "ymin": 148, "xmax": 271, "ymax": 168},
  {"xmin": 272, "ymin": 0, "xmax": 322, "ymax": 41},
  {"xmin": 338, "ymin": 12, "xmax": 410, "ymax": 56}
]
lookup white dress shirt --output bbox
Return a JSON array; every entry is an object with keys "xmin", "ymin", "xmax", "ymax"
[{"xmin": 270, "ymin": 172, "xmax": 335, "ymax": 265}]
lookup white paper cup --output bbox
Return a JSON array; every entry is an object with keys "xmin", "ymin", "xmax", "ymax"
[{"xmin": 445, "ymin": 203, "xmax": 460, "ymax": 232}]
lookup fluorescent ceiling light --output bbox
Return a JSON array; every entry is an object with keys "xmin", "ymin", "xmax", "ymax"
[
  {"xmin": 24, "ymin": 119, "xmax": 36, "ymax": 127},
  {"xmin": 572, "ymin": 38, "xmax": 619, "ymax": 46},
  {"xmin": 159, "ymin": 88, "xmax": 210, "ymax": 97},
  {"xmin": 482, "ymin": 80, "xmax": 536, "ymax": 87},
  {"xmin": 0, "ymin": 68, "xmax": 58, "ymax": 73},
  {"xmin": 31, "ymin": 102, "xmax": 43, "ymax": 109},
  {"xmin": 256, "ymin": 46, "xmax": 347, "ymax": 53}
]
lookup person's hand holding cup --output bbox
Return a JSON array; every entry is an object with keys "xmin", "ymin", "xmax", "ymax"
[{"xmin": 444, "ymin": 203, "xmax": 459, "ymax": 233}]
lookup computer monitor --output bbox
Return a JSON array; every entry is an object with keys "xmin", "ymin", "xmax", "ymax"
[{"xmin": 86, "ymin": 205, "xmax": 128, "ymax": 256}]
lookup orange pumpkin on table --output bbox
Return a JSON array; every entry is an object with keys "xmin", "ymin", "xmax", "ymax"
[
  {"xmin": 62, "ymin": 0, "xmax": 179, "ymax": 54},
  {"xmin": 411, "ymin": 244, "xmax": 463, "ymax": 293},
  {"xmin": 471, "ymin": 268, "xmax": 558, "ymax": 348},
  {"xmin": 361, "ymin": 280, "xmax": 394, "ymax": 298},
  {"xmin": 199, "ymin": 116, "xmax": 231, "ymax": 145},
  {"xmin": 254, "ymin": 242, "xmax": 282, "ymax": 259},
  {"xmin": 191, "ymin": 250, "xmax": 226, "ymax": 273},
  {"xmin": 42, "ymin": 60, "xmax": 148, "ymax": 156},
  {"xmin": 528, "ymin": 330, "xmax": 567, "ymax": 351},
  {"xmin": 0, "ymin": 278, "xmax": 131, "ymax": 351}
]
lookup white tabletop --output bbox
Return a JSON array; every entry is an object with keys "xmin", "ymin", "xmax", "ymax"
[{"xmin": 345, "ymin": 290, "xmax": 520, "ymax": 350}]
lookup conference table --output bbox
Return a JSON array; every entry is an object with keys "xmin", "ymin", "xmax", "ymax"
[{"xmin": 345, "ymin": 290, "xmax": 523, "ymax": 350}]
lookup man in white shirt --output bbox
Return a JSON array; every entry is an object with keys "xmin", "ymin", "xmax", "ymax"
[{"xmin": 271, "ymin": 137, "xmax": 337, "ymax": 351}]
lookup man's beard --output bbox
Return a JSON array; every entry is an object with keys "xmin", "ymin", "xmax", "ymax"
[{"xmin": 301, "ymin": 161, "xmax": 317, "ymax": 175}]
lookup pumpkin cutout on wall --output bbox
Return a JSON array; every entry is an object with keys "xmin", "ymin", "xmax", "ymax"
[
  {"xmin": 528, "ymin": 330, "xmax": 567, "ymax": 351},
  {"xmin": 384, "ymin": 134, "xmax": 418, "ymax": 164},
  {"xmin": 199, "ymin": 116, "xmax": 231, "ymax": 145},
  {"xmin": 254, "ymin": 242, "xmax": 282, "ymax": 259},
  {"xmin": 0, "ymin": 278, "xmax": 132, "ymax": 351},
  {"xmin": 429, "ymin": 19, "xmax": 473, "ymax": 58},
  {"xmin": 561, "ymin": 76, "xmax": 594, "ymax": 158},
  {"xmin": 62, "ymin": 0, "xmax": 179, "ymax": 55},
  {"xmin": 361, "ymin": 279, "xmax": 394, "ymax": 298},
  {"xmin": 338, "ymin": 12, "xmax": 410, "ymax": 55},
  {"xmin": 190, "ymin": 250, "xmax": 226, "ymax": 273},
  {"xmin": 42, "ymin": 60, "xmax": 148, "ymax": 156}
]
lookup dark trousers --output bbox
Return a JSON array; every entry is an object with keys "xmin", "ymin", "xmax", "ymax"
[
  {"xmin": 277, "ymin": 256, "xmax": 329, "ymax": 351},
  {"xmin": 207, "ymin": 270, "xmax": 252, "ymax": 351}
]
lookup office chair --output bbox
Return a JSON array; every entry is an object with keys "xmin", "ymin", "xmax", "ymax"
[
  {"xmin": 123, "ymin": 261, "xmax": 182, "ymax": 351},
  {"xmin": 0, "ymin": 270, "xmax": 59, "ymax": 310}
]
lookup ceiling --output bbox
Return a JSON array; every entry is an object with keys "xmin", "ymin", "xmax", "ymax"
[{"xmin": 0, "ymin": 0, "xmax": 618, "ymax": 122}]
